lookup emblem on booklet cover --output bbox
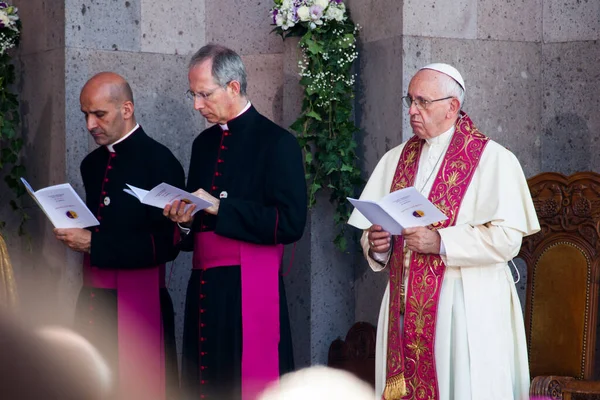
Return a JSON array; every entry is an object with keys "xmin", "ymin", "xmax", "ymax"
[
  {"xmin": 219, "ymin": 191, "xmax": 228, "ymax": 199},
  {"xmin": 104, "ymin": 196, "xmax": 111, "ymax": 206}
]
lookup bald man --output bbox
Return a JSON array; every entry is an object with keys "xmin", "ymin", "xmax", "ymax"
[
  {"xmin": 348, "ymin": 64, "xmax": 539, "ymax": 400},
  {"xmin": 54, "ymin": 72, "xmax": 184, "ymax": 400}
]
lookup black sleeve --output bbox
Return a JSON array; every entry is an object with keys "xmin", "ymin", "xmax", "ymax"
[
  {"xmin": 89, "ymin": 151, "xmax": 186, "ymax": 269},
  {"xmin": 215, "ymin": 133, "xmax": 307, "ymax": 245}
]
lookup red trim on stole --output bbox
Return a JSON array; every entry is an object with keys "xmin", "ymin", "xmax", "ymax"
[{"xmin": 385, "ymin": 112, "xmax": 489, "ymax": 399}]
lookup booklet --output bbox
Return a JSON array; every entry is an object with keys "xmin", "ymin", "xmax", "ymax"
[
  {"xmin": 124, "ymin": 182, "xmax": 213, "ymax": 215},
  {"xmin": 20, "ymin": 177, "xmax": 100, "ymax": 229},
  {"xmin": 348, "ymin": 187, "xmax": 448, "ymax": 235}
]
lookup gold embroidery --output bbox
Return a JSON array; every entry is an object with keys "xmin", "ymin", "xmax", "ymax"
[
  {"xmin": 445, "ymin": 170, "xmax": 460, "ymax": 186},
  {"xmin": 407, "ymin": 337, "xmax": 427, "ymax": 361},
  {"xmin": 449, "ymin": 159, "xmax": 468, "ymax": 171},
  {"xmin": 383, "ymin": 372, "xmax": 407, "ymax": 400},
  {"xmin": 386, "ymin": 119, "xmax": 489, "ymax": 400}
]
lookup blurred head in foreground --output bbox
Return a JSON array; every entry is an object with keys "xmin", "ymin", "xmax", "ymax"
[
  {"xmin": 0, "ymin": 315, "xmax": 112, "ymax": 400},
  {"xmin": 37, "ymin": 326, "xmax": 113, "ymax": 398},
  {"xmin": 257, "ymin": 366, "xmax": 375, "ymax": 400}
]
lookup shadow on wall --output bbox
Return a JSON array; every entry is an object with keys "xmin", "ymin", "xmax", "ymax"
[
  {"xmin": 17, "ymin": 96, "xmax": 74, "ymax": 326},
  {"xmin": 542, "ymin": 113, "xmax": 590, "ymax": 175}
]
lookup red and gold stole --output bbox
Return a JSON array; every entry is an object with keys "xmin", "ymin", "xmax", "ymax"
[{"xmin": 383, "ymin": 112, "xmax": 489, "ymax": 400}]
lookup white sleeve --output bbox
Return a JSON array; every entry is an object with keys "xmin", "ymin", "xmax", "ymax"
[
  {"xmin": 360, "ymin": 230, "xmax": 390, "ymax": 272},
  {"xmin": 438, "ymin": 223, "xmax": 523, "ymax": 267}
]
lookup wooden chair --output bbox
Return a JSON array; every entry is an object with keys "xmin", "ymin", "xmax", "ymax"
[
  {"xmin": 327, "ymin": 321, "xmax": 376, "ymax": 388},
  {"xmin": 518, "ymin": 172, "xmax": 600, "ymax": 399}
]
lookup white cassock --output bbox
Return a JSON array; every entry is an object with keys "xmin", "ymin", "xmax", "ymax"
[{"xmin": 348, "ymin": 127, "xmax": 540, "ymax": 400}]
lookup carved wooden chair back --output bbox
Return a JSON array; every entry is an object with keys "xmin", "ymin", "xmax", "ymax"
[{"xmin": 518, "ymin": 172, "xmax": 600, "ymax": 380}]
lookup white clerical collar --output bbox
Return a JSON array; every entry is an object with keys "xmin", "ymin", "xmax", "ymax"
[
  {"xmin": 219, "ymin": 101, "xmax": 251, "ymax": 131},
  {"xmin": 106, "ymin": 123, "xmax": 140, "ymax": 152},
  {"xmin": 425, "ymin": 125, "xmax": 455, "ymax": 146}
]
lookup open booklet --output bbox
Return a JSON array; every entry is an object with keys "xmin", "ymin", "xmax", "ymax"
[
  {"xmin": 348, "ymin": 186, "xmax": 448, "ymax": 235},
  {"xmin": 124, "ymin": 182, "xmax": 213, "ymax": 215},
  {"xmin": 20, "ymin": 177, "xmax": 100, "ymax": 229}
]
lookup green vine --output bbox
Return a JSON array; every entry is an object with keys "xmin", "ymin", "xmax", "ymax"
[
  {"xmin": 0, "ymin": 3, "xmax": 27, "ymax": 234},
  {"xmin": 270, "ymin": 0, "xmax": 363, "ymax": 250}
]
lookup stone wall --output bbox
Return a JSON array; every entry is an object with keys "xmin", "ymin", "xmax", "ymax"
[
  {"xmin": 4, "ymin": 0, "xmax": 599, "ymax": 368},
  {"xmin": 347, "ymin": 0, "xmax": 599, "ymax": 335}
]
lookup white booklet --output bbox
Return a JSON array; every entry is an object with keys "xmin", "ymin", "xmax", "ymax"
[
  {"xmin": 124, "ymin": 182, "xmax": 213, "ymax": 215},
  {"xmin": 348, "ymin": 187, "xmax": 448, "ymax": 235},
  {"xmin": 20, "ymin": 177, "xmax": 100, "ymax": 229}
]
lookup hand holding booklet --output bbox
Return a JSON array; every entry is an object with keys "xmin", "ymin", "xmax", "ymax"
[
  {"xmin": 348, "ymin": 187, "xmax": 448, "ymax": 235},
  {"xmin": 20, "ymin": 177, "xmax": 100, "ymax": 229},
  {"xmin": 124, "ymin": 182, "xmax": 213, "ymax": 215}
]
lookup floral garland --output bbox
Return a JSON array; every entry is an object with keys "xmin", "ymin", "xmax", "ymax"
[
  {"xmin": 0, "ymin": 2, "xmax": 26, "ymax": 233},
  {"xmin": 270, "ymin": 0, "xmax": 362, "ymax": 250},
  {"xmin": 0, "ymin": 2, "xmax": 19, "ymax": 53}
]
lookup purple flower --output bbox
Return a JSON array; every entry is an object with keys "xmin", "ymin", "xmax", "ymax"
[
  {"xmin": 309, "ymin": 5, "xmax": 324, "ymax": 20},
  {"xmin": 271, "ymin": 8, "xmax": 278, "ymax": 24},
  {"xmin": 331, "ymin": 0, "xmax": 343, "ymax": 3},
  {"xmin": 0, "ymin": 2, "xmax": 7, "ymax": 8}
]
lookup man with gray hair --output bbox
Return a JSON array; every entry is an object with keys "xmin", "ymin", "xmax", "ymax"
[
  {"xmin": 348, "ymin": 64, "xmax": 540, "ymax": 400},
  {"xmin": 164, "ymin": 44, "xmax": 307, "ymax": 400}
]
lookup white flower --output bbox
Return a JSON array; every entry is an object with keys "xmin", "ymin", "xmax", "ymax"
[
  {"xmin": 297, "ymin": 5, "xmax": 310, "ymax": 21},
  {"xmin": 325, "ymin": 4, "xmax": 346, "ymax": 21},
  {"xmin": 314, "ymin": 0, "xmax": 329, "ymax": 9},
  {"xmin": 275, "ymin": 13, "xmax": 284, "ymax": 27},
  {"xmin": 0, "ymin": 11, "xmax": 11, "ymax": 27}
]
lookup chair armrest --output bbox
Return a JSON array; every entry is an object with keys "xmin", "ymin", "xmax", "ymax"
[{"xmin": 531, "ymin": 375, "xmax": 600, "ymax": 399}]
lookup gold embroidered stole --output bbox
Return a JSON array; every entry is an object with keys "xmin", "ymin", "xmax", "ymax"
[
  {"xmin": 383, "ymin": 112, "xmax": 489, "ymax": 400},
  {"xmin": 0, "ymin": 234, "xmax": 18, "ymax": 310}
]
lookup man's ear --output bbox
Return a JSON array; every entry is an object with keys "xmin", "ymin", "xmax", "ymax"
[
  {"xmin": 121, "ymin": 100, "xmax": 135, "ymax": 120},
  {"xmin": 447, "ymin": 97, "xmax": 460, "ymax": 117},
  {"xmin": 227, "ymin": 80, "xmax": 241, "ymax": 96}
]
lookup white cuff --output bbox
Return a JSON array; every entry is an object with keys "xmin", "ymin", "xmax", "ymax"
[
  {"xmin": 178, "ymin": 223, "xmax": 191, "ymax": 235},
  {"xmin": 371, "ymin": 249, "xmax": 391, "ymax": 263}
]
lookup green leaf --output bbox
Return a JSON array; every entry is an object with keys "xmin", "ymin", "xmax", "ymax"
[
  {"xmin": 305, "ymin": 110, "xmax": 322, "ymax": 121},
  {"xmin": 334, "ymin": 234, "xmax": 347, "ymax": 251},
  {"xmin": 289, "ymin": 119, "xmax": 305, "ymax": 133},
  {"xmin": 305, "ymin": 152, "xmax": 313, "ymax": 164}
]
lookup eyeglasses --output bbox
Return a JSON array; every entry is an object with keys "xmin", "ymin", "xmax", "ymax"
[
  {"xmin": 402, "ymin": 95, "xmax": 454, "ymax": 110},
  {"xmin": 186, "ymin": 86, "xmax": 223, "ymax": 101}
]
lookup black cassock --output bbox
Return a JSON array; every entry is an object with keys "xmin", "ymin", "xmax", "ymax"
[
  {"xmin": 181, "ymin": 106, "xmax": 308, "ymax": 399},
  {"xmin": 75, "ymin": 127, "xmax": 185, "ymax": 399}
]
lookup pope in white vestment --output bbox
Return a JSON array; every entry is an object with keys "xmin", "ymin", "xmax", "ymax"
[{"xmin": 348, "ymin": 64, "xmax": 540, "ymax": 400}]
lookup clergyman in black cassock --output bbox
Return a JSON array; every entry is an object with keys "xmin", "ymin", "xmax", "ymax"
[
  {"xmin": 54, "ymin": 72, "xmax": 184, "ymax": 400},
  {"xmin": 164, "ymin": 44, "xmax": 307, "ymax": 400}
]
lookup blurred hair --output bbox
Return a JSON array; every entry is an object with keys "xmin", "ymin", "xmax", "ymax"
[
  {"xmin": 0, "ymin": 314, "xmax": 113, "ymax": 400},
  {"xmin": 257, "ymin": 366, "xmax": 375, "ymax": 400},
  {"xmin": 37, "ymin": 326, "xmax": 113, "ymax": 398}
]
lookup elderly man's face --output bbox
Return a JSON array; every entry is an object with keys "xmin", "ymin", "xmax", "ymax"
[
  {"xmin": 188, "ymin": 60, "xmax": 236, "ymax": 125},
  {"xmin": 406, "ymin": 69, "xmax": 456, "ymax": 139}
]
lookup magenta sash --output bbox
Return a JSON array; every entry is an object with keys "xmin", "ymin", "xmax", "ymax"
[
  {"xmin": 193, "ymin": 231, "xmax": 283, "ymax": 400},
  {"xmin": 83, "ymin": 254, "xmax": 165, "ymax": 399}
]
